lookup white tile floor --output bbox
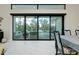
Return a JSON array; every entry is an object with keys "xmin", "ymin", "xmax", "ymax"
[
  {"xmin": 0, "ymin": 41, "xmax": 55, "ymax": 55},
  {"xmin": 0, "ymin": 43, "xmax": 5, "ymax": 48}
]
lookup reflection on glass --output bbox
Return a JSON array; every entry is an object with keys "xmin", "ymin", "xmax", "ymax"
[
  {"xmin": 14, "ymin": 16, "xmax": 24, "ymax": 39},
  {"xmin": 55, "ymin": 17, "xmax": 62, "ymax": 34},
  {"xmin": 39, "ymin": 5, "xmax": 65, "ymax": 10},
  {"xmin": 12, "ymin": 5, "xmax": 37, "ymax": 10},
  {"xmin": 26, "ymin": 16, "xmax": 37, "ymax": 39},
  {"xmin": 13, "ymin": 16, "xmax": 63, "ymax": 40},
  {"xmin": 38, "ymin": 16, "xmax": 50, "ymax": 39},
  {"xmin": 51, "ymin": 16, "xmax": 62, "ymax": 39}
]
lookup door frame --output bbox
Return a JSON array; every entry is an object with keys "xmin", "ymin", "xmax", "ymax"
[{"xmin": 11, "ymin": 13, "xmax": 66, "ymax": 41}]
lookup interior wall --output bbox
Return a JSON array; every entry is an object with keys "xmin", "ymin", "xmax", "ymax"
[
  {"xmin": 0, "ymin": 4, "xmax": 12, "ymax": 40},
  {"xmin": 0, "ymin": 4, "xmax": 79, "ymax": 40},
  {"xmin": 65, "ymin": 4, "xmax": 79, "ymax": 35}
]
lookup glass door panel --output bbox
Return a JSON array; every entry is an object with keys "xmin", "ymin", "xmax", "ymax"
[
  {"xmin": 55, "ymin": 17, "xmax": 62, "ymax": 34},
  {"xmin": 51, "ymin": 17, "xmax": 56, "ymax": 39},
  {"xmin": 13, "ymin": 15, "xmax": 63, "ymax": 40},
  {"xmin": 38, "ymin": 16, "xmax": 50, "ymax": 39},
  {"xmin": 26, "ymin": 16, "xmax": 37, "ymax": 39},
  {"xmin": 51, "ymin": 16, "xmax": 62, "ymax": 39},
  {"xmin": 14, "ymin": 16, "xmax": 24, "ymax": 39}
]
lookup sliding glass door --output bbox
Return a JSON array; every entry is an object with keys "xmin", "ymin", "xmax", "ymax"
[
  {"xmin": 26, "ymin": 16, "xmax": 37, "ymax": 39},
  {"xmin": 13, "ymin": 15, "xmax": 64, "ymax": 40},
  {"xmin": 13, "ymin": 16, "xmax": 24, "ymax": 39},
  {"xmin": 38, "ymin": 16, "xmax": 50, "ymax": 39},
  {"xmin": 51, "ymin": 16, "xmax": 62, "ymax": 39}
]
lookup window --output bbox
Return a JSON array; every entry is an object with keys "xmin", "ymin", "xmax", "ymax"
[
  {"xmin": 11, "ymin": 4, "xmax": 65, "ymax": 10},
  {"xmin": 38, "ymin": 5, "xmax": 65, "ymax": 10},
  {"xmin": 12, "ymin": 4, "xmax": 37, "ymax": 10},
  {"xmin": 51, "ymin": 16, "xmax": 62, "ymax": 39},
  {"xmin": 13, "ymin": 16, "xmax": 24, "ymax": 39},
  {"xmin": 12, "ymin": 14, "xmax": 65, "ymax": 40},
  {"xmin": 38, "ymin": 16, "xmax": 50, "ymax": 39},
  {"xmin": 26, "ymin": 16, "xmax": 37, "ymax": 39}
]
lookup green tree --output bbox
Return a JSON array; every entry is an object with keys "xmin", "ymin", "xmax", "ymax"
[
  {"xmin": 39, "ymin": 19, "xmax": 49, "ymax": 32},
  {"xmin": 30, "ymin": 19, "xmax": 37, "ymax": 31},
  {"xmin": 26, "ymin": 24, "xmax": 31, "ymax": 31},
  {"xmin": 16, "ymin": 20, "xmax": 24, "ymax": 32}
]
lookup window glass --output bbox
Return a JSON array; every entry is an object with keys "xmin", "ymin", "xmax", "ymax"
[
  {"xmin": 12, "ymin": 4, "xmax": 65, "ymax": 10},
  {"xmin": 51, "ymin": 16, "xmax": 62, "ymax": 39},
  {"xmin": 14, "ymin": 16, "xmax": 24, "ymax": 39},
  {"xmin": 13, "ymin": 15, "xmax": 63, "ymax": 40},
  {"xmin": 39, "ymin": 5, "xmax": 65, "ymax": 10},
  {"xmin": 38, "ymin": 16, "xmax": 50, "ymax": 39},
  {"xmin": 12, "ymin": 5, "xmax": 37, "ymax": 10},
  {"xmin": 26, "ymin": 16, "xmax": 37, "ymax": 39}
]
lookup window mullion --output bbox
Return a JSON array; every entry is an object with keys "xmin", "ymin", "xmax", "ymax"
[
  {"xmin": 37, "ymin": 16, "xmax": 39, "ymax": 40},
  {"xmin": 24, "ymin": 16, "xmax": 26, "ymax": 40}
]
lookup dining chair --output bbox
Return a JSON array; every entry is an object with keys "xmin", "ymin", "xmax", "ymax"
[
  {"xmin": 64, "ymin": 30, "xmax": 78, "ymax": 54},
  {"xmin": 75, "ymin": 30, "xmax": 79, "ymax": 36},
  {"xmin": 53, "ymin": 31, "xmax": 78, "ymax": 55},
  {"xmin": 54, "ymin": 31, "xmax": 64, "ymax": 55},
  {"xmin": 64, "ymin": 30, "xmax": 71, "ymax": 36}
]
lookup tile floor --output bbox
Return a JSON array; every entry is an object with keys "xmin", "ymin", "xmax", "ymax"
[{"xmin": 0, "ymin": 41, "xmax": 55, "ymax": 55}]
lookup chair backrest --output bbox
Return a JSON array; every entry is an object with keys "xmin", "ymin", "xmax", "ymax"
[
  {"xmin": 54, "ymin": 31, "xmax": 64, "ymax": 55},
  {"xmin": 75, "ymin": 30, "xmax": 79, "ymax": 36},
  {"xmin": 64, "ymin": 30, "xmax": 71, "ymax": 36}
]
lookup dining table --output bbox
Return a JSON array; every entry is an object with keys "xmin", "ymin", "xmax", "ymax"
[{"xmin": 61, "ymin": 35, "xmax": 79, "ymax": 52}]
